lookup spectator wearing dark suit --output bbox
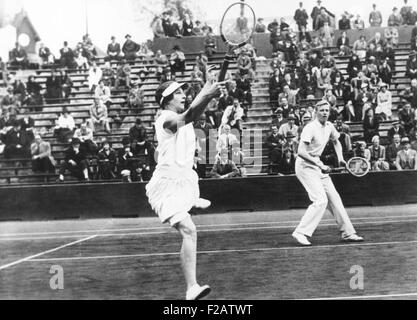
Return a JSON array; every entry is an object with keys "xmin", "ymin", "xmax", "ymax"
[
  {"xmin": 339, "ymin": 14, "xmax": 351, "ymax": 30},
  {"xmin": 386, "ymin": 133, "xmax": 403, "ymax": 169},
  {"xmin": 2, "ymin": 120, "xmax": 31, "ymax": 160},
  {"xmin": 106, "ymin": 36, "xmax": 121, "ymax": 61},
  {"xmin": 363, "ymin": 108, "xmax": 379, "ymax": 143},
  {"xmin": 255, "ymin": 18, "xmax": 267, "ymax": 33},
  {"xmin": 210, "ymin": 149, "xmax": 239, "ymax": 179},
  {"xmin": 59, "ymin": 41, "xmax": 76, "ymax": 69},
  {"xmin": 337, "ymin": 31, "xmax": 350, "ymax": 56},
  {"xmin": 399, "ymin": 103, "xmax": 415, "ymax": 134},
  {"xmin": 122, "ymin": 34, "xmax": 140, "ymax": 61},
  {"xmin": 266, "ymin": 124, "xmax": 285, "ymax": 174},
  {"xmin": 45, "ymin": 70, "xmax": 62, "ymax": 102},
  {"xmin": 182, "ymin": 13, "xmax": 194, "ymax": 36},
  {"xmin": 58, "ymin": 138, "xmax": 90, "ymax": 182},
  {"xmin": 97, "ymin": 140, "xmax": 117, "ymax": 180},
  {"xmin": 9, "ymin": 42, "xmax": 28, "ymax": 69},
  {"xmin": 38, "ymin": 43, "xmax": 54, "ymax": 66},
  {"xmin": 294, "ymin": 2, "xmax": 308, "ymax": 31},
  {"xmin": 406, "ymin": 52, "xmax": 417, "ymax": 79},
  {"xmin": 129, "ymin": 118, "xmax": 153, "ymax": 157},
  {"xmin": 267, "ymin": 19, "xmax": 279, "ymax": 33},
  {"xmin": 388, "ymin": 120, "xmax": 406, "ymax": 143}
]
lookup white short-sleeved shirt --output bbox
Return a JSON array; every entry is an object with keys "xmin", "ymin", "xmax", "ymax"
[
  {"xmin": 299, "ymin": 119, "xmax": 340, "ymax": 158},
  {"xmin": 154, "ymin": 110, "xmax": 196, "ymax": 177}
]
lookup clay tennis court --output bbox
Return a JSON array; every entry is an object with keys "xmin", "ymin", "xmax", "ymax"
[{"xmin": 1, "ymin": 204, "xmax": 417, "ymax": 300}]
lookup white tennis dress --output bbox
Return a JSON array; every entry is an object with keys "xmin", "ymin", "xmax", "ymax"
[{"xmin": 146, "ymin": 110, "xmax": 200, "ymax": 224}]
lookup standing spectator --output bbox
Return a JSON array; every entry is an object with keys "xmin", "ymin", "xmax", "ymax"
[
  {"xmin": 396, "ymin": 137, "xmax": 417, "ymax": 170},
  {"xmin": 89, "ymin": 98, "xmax": 111, "ymax": 133},
  {"xmin": 376, "ymin": 83, "xmax": 392, "ymax": 120},
  {"xmin": 400, "ymin": 0, "xmax": 414, "ymax": 25},
  {"xmin": 182, "ymin": 13, "xmax": 194, "ymax": 36},
  {"xmin": 38, "ymin": 43, "xmax": 54, "ymax": 66},
  {"xmin": 9, "ymin": 42, "xmax": 28, "ymax": 69},
  {"xmin": 204, "ymin": 31, "xmax": 217, "ymax": 58},
  {"xmin": 311, "ymin": 0, "xmax": 324, "ymax": 31},
  {"xmin": 353, "ymin": 14, "xmax": 365, "ymax": 30},
  {"xmin": 387, "ymin": 133, "xmax": 403, "ymax": 169},
  {"xmin": 106, "ymin": 36, "xmax": 121, "ymax": 61},
  {"xmin": 87, "ymin": 60, "xmax": 102, "ymax": 93},
  {"xmin": 299, "ymin": 26, "xmax": 312, "ymax": 44},
  {"xmin": 294, "ymin": 2, "xmax": 308, "ymax": 31},
  {"xmin": 31, "ymin": 134, "xmax": 56, "ymax": 173},
  {"xmin": 388, "ymin": 7, "xmax": 404, "ymax": 26},
  {"xmin": 255, "ymin": 18, "xmax": 267, "ymax": 33},
  {"xmin": 58, "ymin": 138, "xmax": 90, "ymax": 182},
  {"xmin": 151, "ymin": 15, "xmax": 165, "ymax": 38},
  {"xmin": 122, "ymin": 34, "xmax": 140, "ymax": 60},
  {"xmin": 54, "ymin": 107, "xmax": 75, "ymax": 143},
  {"xmin": 368, "ymin": 135, "xmax": 389, "ymax": 171},
  {"xmin": 369, "ymin": 3, "xmax": 383, "ymax": 27},
  {"xmin": 363, "ymin": 108, "xmax": 379, "ymax": 143},
  {"xmin": 170, "ymin": 45, "xmax": 186, "ymax": 75},
  {"xmin": 316, "ymin": 8, "xmax": 331, "ymax": 30},
  {"xmin": 267, "ymin": 19, "xmax": 279, "ymax": 33},
  {"xmin": 338, "ymin": 13, "xmax": 351, "ymax": 30},
  {"xmin": 74, "ymin": 121, "xmax": 98, "ymax": 155},
  {"xmin": 97, "ymin": 140, "xmax": 117, "ymax": 180},
  {"xmin": 210, "ymin": 149, "xmax": 239, "ymax": 179},
  {"xmin": 59, "ymin": 41, "xmax": 76, "ymax": 69},
  {"xmin": 95, "ymin": 79, "xmax": 112, "ymax": 110}
]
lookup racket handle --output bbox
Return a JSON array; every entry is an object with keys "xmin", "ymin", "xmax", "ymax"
[{"xmin": 218, "ymin": 54, "xmax": 234, "ymax": 82}]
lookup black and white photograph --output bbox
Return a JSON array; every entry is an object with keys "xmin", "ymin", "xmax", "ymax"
[{"xmin": 0, "ymin": 0, "xmax": 417, "ymax": 308}]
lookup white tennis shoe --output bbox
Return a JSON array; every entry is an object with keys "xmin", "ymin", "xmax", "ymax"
[
  {"xmin": 194, "ymin": 198, "xmax": 211, "ymax": 210},
  {"xmin": 341, "ymin": 233, "xmax": 364, "ymax": 242},
  {"xmin": 186, "ymin": 284, "xmax": 211, "ymax": 300},
  {"xmin": 292, "ymin": 231, "xmax": 312, "ymax": 246}
]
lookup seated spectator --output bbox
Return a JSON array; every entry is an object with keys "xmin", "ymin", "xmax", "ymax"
[
  {"xmin": 45, "ymin": 71, "xmax": 62, "ymax": 103},
  {"xmin": 38, "ymin": 43, "xmax": 54, "ymax": 66},
  {"xmin": 269, "ymin": 69, "xmax": 281, "ymax": 110},
  {"xmin": 58, "ymin": 138, "xmax": 90, "ymax": 182},
  {"xmin": 353, "ymin": 14, "xmax": 365, "ymax": 29},
  {"xmin": 74, "ymin": 121, "xmax": 98, "ymax": 155},
  {"xmin": 101, "ymin": 62, "xmax": 116, "ymax": 88},
  {"xmin": 352, "ymin": 35, "xmax": 368, "ymax": 61},
  {"xmin": 335, "ymin": 115, "xmax": 352, "ymax": 155},
  {"xmin": 19, "ymin": 115, "xmax": 35, "ymax": 144},
  {"xmin": 0, "ymin": 110, "xmax": 15, "ymax": 134},
  {"xmin": 216, "ymin": 124, "xmax": 238, "ymax": 154},
  {"xmin": 379, "ymin": 58, "xmax": 393, "ymax": 85},
  {"xmin": 95, "ymin": 79, "xmax": 112, "ymax": 110},
  {"xmin": 170, "ymin": 45, "xmax": 186, "ymax": 75},
  {"xmin": 266, "ymin": 124, "xmax": 285, "ymax": 174},
  {"xmin": 129, "ymin": 117, "xmax": 153, "ymax": 156},
  {"xmin": 31, "ymin": 134, "xmax": 56, "ymax": 173},
  {"xmin": 210, "ymin": 149, "xmax": 239, "ymax": 179},
  {"xmin": 283, "ymin": 130, "xmax": 299, "ymax": 155},
  {"xmin": 222, "ymin": 98, "xmax": 244, "ymax": 132},
  {"xmin": 411, "ymin": 130, "xmax": 417, "ymax": 150},
  {"xmin": 353, "ymin": 141, "xmax": 371, "ymax": 162},
  {"xmin": 398, "ymin": 103, "xmax": 415, "ymax": 135},
  {"xmin": 81, "ymin": 34, "xmax": 97, "ymax": 62},
  {"xmin": 384, "ymin": 27, "xmax": 399, "ymax": 46},
  {"xmin": 336, "ymin": 31, "xmax": 350, "ymax": 56},
  {"xmin": 74, "ymin": 50, "xmax": 89, "ymax": 71},
  {"xmin": 347, "ymin": 54, "xmax": 363, "ymax": 80},
  {"xmin": 115, "ymin": 60, "xmax": 132, "ymax": 89},
  {"xmin": 88, "ymin": 61, "xmax": 103, "ymax": 92},
  {"xmin": 9, "ymin": 42, "xmax": 28, "ymax": 69},
  {"xmin": 388, "ymin": 7, "xmax": 404, "ymax": 26},
  {"xmin": 117, "ymin": 138, "xmax": 143, "ymax": 182},
  {"xmin": 386, "ymin": 133, "xmax": 403, "ymax": 169},
  {"xmin": 406, "ymin": 52, "xmax": 417, "ymax": 79},
  {"xmin": 154, "ymin": 50, "xmax": 169, "ymax": 81},
  {"xmin": 2, "ymin": 120, "xmax": 31, "ymax": 160},
  {"xmin": 369, "ymin": 3, "xmax": 383, "ymax": 27},
  {"xmin": 25, "ymin": 76, "xmax": 43, "ymax": 112},
  {"xmin": 376, "ymin": 83, "xmax": 393, "ymax": 120},
  {"xmin": 278, "ymin": 147, "xmax": 296, "ymax": 175},
  {"xmin": 106, "ymin": 36, "xmax": 121, "ymax": 61},
  {"xmin": 192, "ymin": 20, "xmax": 204, "ymax": 36},
  {"xmin": 278, "ymin": 114, "xmax": 299, "ymax": 139},
  {"xmin": 122, "ymin": 34, "xmax": 140, "ymax": 60},
  {"xmin": 388, "ymin": 120, "xmax": 406, "ymax": 142},
  {"xmin": 60, "ymin": 69, "xmax": 73, "ymax": 102},
  {"xmin": 338, "ymin": 13, "xmax": 351, "ymax": 30},
  {"xmin": 54, "ymin": 107, "xmax": 75, "ymax": 143},
  {"xmin": 363, "ymin": 107, "xmax": 379, "ymax": 143},
  {"xmin": 1, "ymin": 86, "xmax": 21, "ymax": 115},
  {"xmin": 12, "ymin": 79, "xmax": 27, "ymax": 105},
  {"xmin": 89, "ymin": 98, "xmax": 110, "ymax": 133},
  {"xmin": 255, "ymin": 18, "xmax": 267, "ymax": 33},
  {"xmin": 127, "ymin": 81, "xmax": 145, "ymax": 111},
  {"xmin": 231, "ymin": 143, "xmax": 247, "ymax": 177},
  {"xmin": 396, "ymin": 137, "xmax": 417, "ymax": 170},
  {"xmin": 97, "ymin": 140, "xmax": 117, "ymax": 180},
  {"xmin": 320, "ymin": 21, "xmax": 334, "ymax": 47},
  {"xmin": 368, "ymin": 135, "xmax": 389, "ymax": 171},
  {"xmin": 236, "ymin": 73, "xmax": 253, "ymax": 112},
  {"xmin": 298, "ymin": 26, "xmax": 312, "ymax": 44},
  {"xmin": 59, "ymin": 41, "xmax": 76, "ymax": 69},
  {"xmin": 0, "ymin": 57, "xmax": 9, "ymax": 86},
  {"xmin": 204, "ymin": 30, "xmax": 217, "ymax": 58}
]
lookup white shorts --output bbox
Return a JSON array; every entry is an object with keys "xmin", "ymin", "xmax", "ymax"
[{"xmin": 145, "ymin": 169, "xmax": 199, "ymax": 226}]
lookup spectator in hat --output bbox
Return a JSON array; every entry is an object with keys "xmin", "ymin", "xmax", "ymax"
[
  {"xmin": 58, "ymin": 138, "xmax": 90, "ymax": 182},
  {"xmin": 210, "ymin": 148, "xmax": 239, "ymax": 179},
  {"xmin": 363, "ymin": 107, "xmax": 379, "ymax": 143},
  {"xmin": 115, "ymin": 60, "xmax": 132, "ymax": 89},
  {"xmin": 400, "ymin": 0, "xmax": 414, "ymax": 25},
  {"xmin": 399, "ymin": 103, "xmax": 415, "ymax": 135},
  {"xmin": 54, "ymin": 107, "xmax": 75, "ymax": 143},
  {"xmin": 9, "ymin": 42, "xmax": 28, "ymax": 70},
  {"xmin": 369, "ymin": 135, "xmax": 389, "ymax": 171},
  {"xmin": 369, "ymin": 4, "xmax": 383, "ymax": 27},
  {"xmin": 272, "ymin": 107, "xmax": 287, "ymax": 129},
  {"xmin": 89, "ymin": 98, "xmax": 111, "ymax": 134},
  {"xmin": 387, "ymin": 133, "xmax": 403, "ymax": 169},
  {"xmin": 388, "ymin": 7, "xmax": 403, "ymax": 26},
  {"xmin": 396, "ymin": 137, "xmax": 417, "ymax": 170},
  {"xmin": 353, "ymin": 35, "xmax": 368, "ymax": 61},
  {"xmin": 74, "ymin": 121, "xmax": 98, "ymax": 156},
  {"xmin": 106, "ymin": 36, "xmax": 121, "ymax": 61},
  {"xmin": 255, "ymin": 18, "xmax": 267, "ymax": 33},
  {"xmin": 376, "ymin": 83, "xmax": 393, "ymax": 120},
  {"xmin": 31, "ymin": 134, "xmax": 56, "ymax": 173},
  {"xmin": 222, "ymin": 98, "xmax": 244, "ymax": 132},
  {"xmin": 122, "ymin": 34, "xmax": 140, "ymax": 60},
  {"xmin": 278, "ymin": 147, "xmax": 296, "ymax": 175},
  {"xmin": 294, "ymin": 2, "xmax": 308, "ymax": 31},
  {"xmin": 278, "ymin": 114, "xmax": 299, "ymax": 139},
  {"xmin": 170, "ymin": 45, "xmax": 186, "ymax": 74},
  {"xmin": 2, "ymin": 120, "xmax": 31, "ymax": 160},
  {"xmin": 192, "ymin": 20, "xmax": 204, "ymax": 36},
  {"xmin": 388, "ymin": 120, "xmax": 406, "ymax": 142},
  {"xmin": 1, "ymin": 86, "xmax": 21, "ymax": 115},
  {"xmin": 97, "ymin": 140, "xmax": 117, "ymax": 180},
  {"xmin": 353, "ymin": 141, "xmax": 371, "ymax": 161},
  {"xmin": 311, "ymin": 0, "xmax": 332, "ymax": 31},
  {"xmin": 266, "ymin": 124, "xmax": 284, "ymax": 174}
]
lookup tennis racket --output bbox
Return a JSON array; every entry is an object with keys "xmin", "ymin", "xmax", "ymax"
[
  {"xmin": 218, "ymin": 1, "xmax": 256, "ymax": 81},
  {"xmin": 331, "ymin": 157, "xmax": 371, "ymax": 177}
]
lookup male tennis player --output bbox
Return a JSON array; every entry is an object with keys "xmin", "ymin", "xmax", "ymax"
[
  {"xmin": 292, "ymin": 100, "xmax": 364, "ymax": 246},
  {"xmin": 146, "ymin": 76, "xmax": 225, "ymax": 300}
]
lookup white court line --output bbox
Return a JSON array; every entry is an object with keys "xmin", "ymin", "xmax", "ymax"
[
  {"xmin": 0, "ymin": 235, "xmax": 97, "ymax": 271},
  {"xmin": 28, "ymin": 239, "xmax": 417, "ymax": 262},
  {"xmin": 2, "ymin": 214, "xmax": 417, "ymax": 238},
  {"xmin": 1, "ymin": 218, "xmax": 417, "ymax": 242},
  {"xmin": 304, "ymin": 292, "xmax": 417, "ymax": 300}
]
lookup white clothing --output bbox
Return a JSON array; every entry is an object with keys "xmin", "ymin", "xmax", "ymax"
[
  {"xmin": 376, "ymin": 91, "xmax": 392, "ymax": 117},
  {"xmin": 294, "ymin": 119, "xmax": 356, "ymax": 237},
  {"xmin": 216, "ymin": 133, "xmax": 238, "ymax": 153},
  {"xmin": 221, "ymin": 105, "xmax": 244, "ymax": 125},
  {"xmin": 88, "ymin": 67, "xmax": 103, "ymax": 89},
  {"xmin": 57, "ymin": 115, "xmax": 75, "ymax": 130},
  {"xmin": 146, "ymin": 110, "xmax": 199, "ymax": 225}
]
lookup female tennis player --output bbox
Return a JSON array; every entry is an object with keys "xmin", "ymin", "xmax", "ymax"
[
  {"xmin": 292, "ymin": 100, "xmax": 364, "ymax": 246},
  {"xmin": 146, "ymin": 76, "xmax": 225, "ymax": 300}
]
